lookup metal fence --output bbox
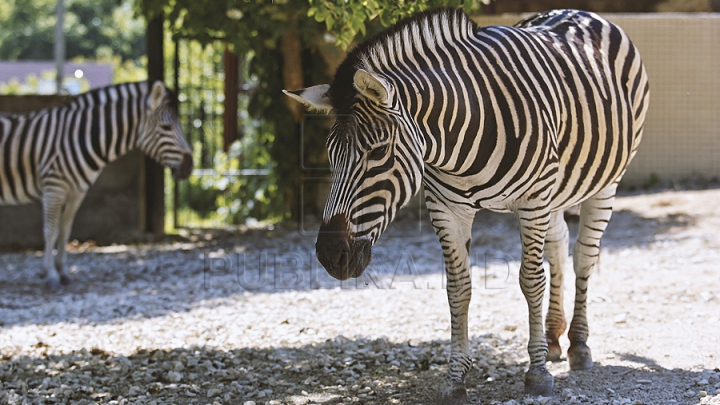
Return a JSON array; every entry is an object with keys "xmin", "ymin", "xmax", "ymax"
[{"xmin": 169, "ymin": 38, "xmax": 270, "ymax": 229}]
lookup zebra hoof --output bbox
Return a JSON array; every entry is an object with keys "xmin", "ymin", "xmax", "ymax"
[
  {"xmin": 434, "ymin": 383, "xmax": 469, "ymax": 405},
  {"xmin": 546, "ymin": 342, "xmax": 563, "ymax": 362},
  {"xmin": 524, "ymin": 365, "xmax": 553, "ymax": 397},
  {"xmin": 44, "ymin": 277, "xmax": 62, "ymax": 292},
  {"xmin": 59, "ymin": 274, "xmax": 72, "ymax": 285},
  {"xmin": 568, "ymin": 342, "xmax": 593, "ymax": 370}
]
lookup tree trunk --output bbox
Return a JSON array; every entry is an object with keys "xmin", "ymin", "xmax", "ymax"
[
  {"xmin": 280, "ymin": 28, "xmax": 304, "ymax": 122},
  {"xmin": 145, "ymin": 14, "xmax": 166, "ymax": 235}
]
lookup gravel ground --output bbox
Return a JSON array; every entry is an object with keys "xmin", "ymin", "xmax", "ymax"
[{"xmin": 1, "ymin": 187, "xmax": 719, "ymax": 405}]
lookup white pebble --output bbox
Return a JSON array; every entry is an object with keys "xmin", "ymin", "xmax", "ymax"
[{"xmin": 166, "ymin": 371, "xmax": 183, "ymax": 382}]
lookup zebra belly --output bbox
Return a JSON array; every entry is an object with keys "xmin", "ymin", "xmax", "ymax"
[
  {"xmin": 0, "ymin": 174, "xmax": 41, "ymax": 205},
  {"xmin": 0, "ymin": 162, "xmax": 42, "ymax": 205}
]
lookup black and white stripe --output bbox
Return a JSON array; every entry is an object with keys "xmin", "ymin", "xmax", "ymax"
[
  {"xmin": 0, "ymin": 81, "xmax": 193, "ymax": 290},
  {"xmin": 286, "ymin": 8, "xmax": 649, "ymax": 402}
]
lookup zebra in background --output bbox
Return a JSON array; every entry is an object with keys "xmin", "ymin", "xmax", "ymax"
[
  {"xmin": 286, "ymin": 8, "xmax": 649, "ymax": 403},
  {"xmin": 0, "ymin": 81, "xmax": 193, "ymax": 290}
]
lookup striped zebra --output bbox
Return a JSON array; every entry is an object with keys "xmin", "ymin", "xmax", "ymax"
[
  {"xmin": 0, "ymin": 81, "xmax": 193, "ymax": 290},
  {"xmin": 286, "ymin": 8, "xmax": 649, "ymax": 403}
]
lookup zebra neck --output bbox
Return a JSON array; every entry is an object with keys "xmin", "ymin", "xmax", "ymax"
[{"xmin": 60, "ymin": 87, "xmax": 147, "ymax": 171}]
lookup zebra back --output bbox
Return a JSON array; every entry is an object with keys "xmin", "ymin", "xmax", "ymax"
[{"xmin": 0, "ymin": 81, "xmax": 192, "ymax": 205}]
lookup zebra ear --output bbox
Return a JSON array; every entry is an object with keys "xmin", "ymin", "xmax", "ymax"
[
  {"xmin": 353, "ymin": 69, "xmax": 390, "ymax": 105},
  {"xmin": 283, "ymin": 85, "xmax": 332, "ymax": 113},
  {"xmin": 149, "ymin": 81, "xmax": 166, "ymax": 111}
]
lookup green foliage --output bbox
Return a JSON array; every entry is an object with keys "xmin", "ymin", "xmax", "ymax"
[
  {"xmin": 0, "ymin": 0, "xmax": 148, "ymax": 90},
  {"xmin": 179, "ymin": 131, "xmax": 283, "ymax": 225},
  {"xmin": 0, "ymin": 0, "xmax": 145, "ymax": 62},
  {"xmin": 308, "ymin": 0, "xmax": 490, "ymax": 49}
]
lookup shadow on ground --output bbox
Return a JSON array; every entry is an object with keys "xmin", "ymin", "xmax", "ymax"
[{"xmin": 0, "ymin": 337, "xmax": 712, "ymax": 405}]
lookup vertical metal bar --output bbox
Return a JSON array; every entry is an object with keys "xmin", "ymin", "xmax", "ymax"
[
  {"xmin": 173, "ymin": 37, "xmax": 181, "ymax": 230},
  {"xmin": 199, "ymin": 45, "xmax": 207, "ymax": 168},
  {"xmin": 54, "ymin": 0, "xmax": 65, "ymax": 94},
  {"xmin": 223, "ymin": 44, "xmax": 239, "ymax": 152}
]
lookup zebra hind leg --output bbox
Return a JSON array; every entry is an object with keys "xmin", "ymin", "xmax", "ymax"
[
  {"xmin": 567, "ymin": 183, "xmax": 618, "ymax": 370},
  {"xmin": 544, "ymin": 211, "xmax": 569, "ymax": 362},
  {"xmin": 54, "ymin": 192, "xmax": 85, "ymax": 285}
]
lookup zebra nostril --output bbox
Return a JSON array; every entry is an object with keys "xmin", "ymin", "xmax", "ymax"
[{"xmin": 332, "ymin": 242, "xmax": 350, "ymax": 270}]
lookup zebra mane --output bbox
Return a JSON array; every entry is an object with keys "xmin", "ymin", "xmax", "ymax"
[
  {"xmin": 64, "ymin": 81, "xmax": 176, "ymax": 110},
  {"xmin": 65, "ymin": 82, "xmax": 143, "ymax": 108},
  {"xmin": 329, "ymin": 8, "xmax": 477, "ymax": 114}
]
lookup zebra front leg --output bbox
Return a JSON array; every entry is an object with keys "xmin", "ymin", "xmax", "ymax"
[
  {"xmin": 426, "ymin": 194, "xmax": 475, "ymax": 405},
  {"xmin": 544, "ymin": 211, "xmax": 569, "ymax": 362},
  {"xmin": 568, "ymin": 183, "xmax": 617, "ymax": 370},
  {"xmin": 54, "ymin": 191, "xmax": 85, "ymax": 285},
  {"xmin": 41, "ymin": 186, "xmax": 69, "ymax": 291},
  {"xmin": 516, "ymin": 205, "xmax": 553, "ymax": 397}
]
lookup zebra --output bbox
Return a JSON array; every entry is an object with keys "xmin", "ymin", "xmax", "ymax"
[
  {"xmin": 285, "ymin": 8, "xmax": 649, "ymax": 403},
  {"xmin": 0, "ymin": 81, "xmax": 193, "ymax": 290}
]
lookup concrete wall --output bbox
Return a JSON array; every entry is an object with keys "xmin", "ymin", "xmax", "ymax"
[
  {"xmin": 0, "ymin": 96, "xmax": 145, "ymax": 249},
  {"xmin": 472, "ymin": 13, "xmax": 720, "ymax": 185}
]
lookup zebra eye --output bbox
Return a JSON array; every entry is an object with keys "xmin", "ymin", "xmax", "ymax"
[{"xmin": 368, "ymin": 144, "xmax": 389, "ymax": 161}]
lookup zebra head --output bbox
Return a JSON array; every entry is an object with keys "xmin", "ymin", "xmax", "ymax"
[
  {"xmin": 138, "ymin": 81, "xmax": 193, "ymax": 180},
  {"xmin": 286, "ymin": 69, "xmax": 424, "ymax": 280}
]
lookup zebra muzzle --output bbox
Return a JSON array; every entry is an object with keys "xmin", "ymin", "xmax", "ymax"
[
  {"xmin": 316, "ymin": 214, "xmax": 372, "ymax": 280},
  {"xmin": 171, "ymin": 153, "xmax": 193, "ymax": 180}
]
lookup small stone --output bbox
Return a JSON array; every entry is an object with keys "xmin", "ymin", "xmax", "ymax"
[
  {"xmin": 207, "ymin": 388, "xmax": 222, "ymax": 397},
  {"xmin": 636, "ymin": 379, "xmax": 652, "ymax": 385},
  {"xmin": 166, "ymin": 371, "xmax": 183, "ymax": 383},
  {"xmin": 699, "ymin": 391, "xmax": 707, "ymax": 397},
  {"xmin": 697, "ymin": 379, "xmax": 709, "ymax": 386},
  {"xmin": 243, "ymin": 402, "xmax": 256, "ymax": 405},
  {"xmin": 614, "ymin": 313, "xmax": 627, "ymax": 324}
]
